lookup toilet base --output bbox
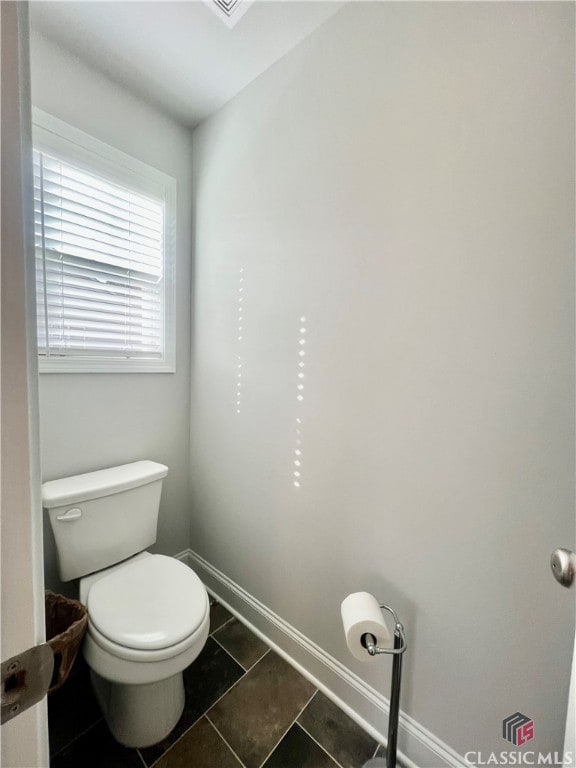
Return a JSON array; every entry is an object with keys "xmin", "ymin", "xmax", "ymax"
[{"xmin": 90, "ymin": 669, "xmax": 185, "ymax": 748}]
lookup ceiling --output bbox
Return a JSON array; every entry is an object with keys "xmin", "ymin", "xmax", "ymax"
[{"xmin": 29, "ymin": 0, "xmax": 345, "ymax": 129}]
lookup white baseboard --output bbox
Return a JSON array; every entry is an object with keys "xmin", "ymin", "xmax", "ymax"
[{"xmin": 175, "ymin": 548, "xmax": 468, "ymax": 768}]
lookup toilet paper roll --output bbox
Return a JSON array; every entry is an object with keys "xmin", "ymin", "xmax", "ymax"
[{"xmin": 341, "ymin": 592, "xmax": 391, "ymax": 662}]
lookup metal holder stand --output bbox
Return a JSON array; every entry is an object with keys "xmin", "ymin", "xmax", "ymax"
[{"xmin": 362, "ymin": 605, "xmax": 407, "ymax": 768}]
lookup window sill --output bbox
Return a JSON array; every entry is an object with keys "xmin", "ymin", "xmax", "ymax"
[{"xmin": 38, "ymin": 359, "xmax": 176, "ymax": 374}]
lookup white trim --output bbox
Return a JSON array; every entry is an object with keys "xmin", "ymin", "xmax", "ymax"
[
  {"xmin": 31, "ymin": 108, "xmax": 174, "ymax": 193},
  {"xmin": 31, "ymin": 108, "xmax": 177, "ymax": 374},
  {"xmin": 37, "ymin": 359, "xmax": 176, "ymax": 374},
  {"xmin": 1, "ymin": 3, "xmax": 49, "ymax": 763},
  {"xmin": 176, "ymin": 548, "xmax": 470, "ymax": 768}
]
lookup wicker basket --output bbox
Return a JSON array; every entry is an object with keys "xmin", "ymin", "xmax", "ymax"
[{"xmin": 45, "ymin": 591, "xmax": 88, "ymax": 694}]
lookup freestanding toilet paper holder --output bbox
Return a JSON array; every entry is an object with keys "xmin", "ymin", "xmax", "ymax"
[{"xmin": 362, "ymin": 604, "xmax": 407, "ymax": 768}]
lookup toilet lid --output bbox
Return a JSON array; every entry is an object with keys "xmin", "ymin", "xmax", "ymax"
[{"xmin": 87, "ymin": 555, "xmax": 208, "ymax": 651}]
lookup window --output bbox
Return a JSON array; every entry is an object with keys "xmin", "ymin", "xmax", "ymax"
[{"xmin": 32, "ymin": 109, "xmax": 176, "ymax": 372}]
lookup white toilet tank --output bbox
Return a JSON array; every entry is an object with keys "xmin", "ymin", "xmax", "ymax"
[{"xmin": 42, "ymin": 461, "xmax": 168, "ymax": 582}]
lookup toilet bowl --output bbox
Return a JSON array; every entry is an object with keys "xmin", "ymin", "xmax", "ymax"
[
  {"xmin": 80, "ymin": 552, "xmax": 209, "ymax": 747},
  {"xmin": 42, "ymin": 461, "xmax": 210, "ymax": 748}
]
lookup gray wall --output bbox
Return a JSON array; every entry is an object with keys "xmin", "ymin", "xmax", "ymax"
[
  {"xmin": 190, "ymin": 1, "xmax": 575, "ymax": 760},
  {"xmin": 30, "ymin": 34, "xmax": 194, "ymax": 593}
]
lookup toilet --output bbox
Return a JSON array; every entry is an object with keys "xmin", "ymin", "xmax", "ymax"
[{"xmin": 42, "ymin": 460, "xmax": 210, "ymax": 748}]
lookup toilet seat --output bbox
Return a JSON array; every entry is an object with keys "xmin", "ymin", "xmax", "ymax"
[
  {"xmin": 87, "ymin": 610, "xmax": 209, "ymax": 663},
  {"xmin": 86, "ymin": 554, "xmax": 209, "ymax": 653}
]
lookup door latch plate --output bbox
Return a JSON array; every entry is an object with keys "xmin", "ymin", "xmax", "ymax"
[{"xmin": 1, "ymin": 643, "xmax": 54, "ymax": 724}]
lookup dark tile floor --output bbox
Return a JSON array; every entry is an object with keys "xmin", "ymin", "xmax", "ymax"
[{"xmin": 49, "ymin": 601, "xmax": 382, "ymax": 768}]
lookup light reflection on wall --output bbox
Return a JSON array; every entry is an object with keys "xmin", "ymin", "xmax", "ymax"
[
  {"xmin": 293, "ymin": 316, "xmax": 306, "ymax": 488},
  {"xmin": 236, "ymin": 268, "xmax": 244, "ymax": 414}
]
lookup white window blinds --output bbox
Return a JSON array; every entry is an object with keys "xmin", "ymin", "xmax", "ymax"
[{"xmin": 33, "ymin": 150, "xmax": 166, "ymax": 362}]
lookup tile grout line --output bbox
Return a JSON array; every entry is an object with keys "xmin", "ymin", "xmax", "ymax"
[
  {"xmin": 242, "ymin": 649, "xmax": 269, "ymax": 673},
  {"xmin": 211, "ymin": 633, "xmax": 249, "ymax": 673},
  {"xmin": 136, "ymin": 745, "xmax": 149, "ymax": 768},
  {"xmin": 211, "ymin": 607, "xmax": 268, "ymax": 670},
  {"xmin": 210, "ymin": 613, "xmax": 274, "ymax": 671},
  {"xmin": 206, "ymin": 647, "xmax": 272, "ymax": 717},
  {"xmin": 210, "ymin": 615, "xmax": 235, "ymax": 635},
  {"xmin": 296, "ymin": 700, "xmax": 381, "ymax": 768},
  {"xmin": 147, "ymin": 647, "xmax": 271, "ymax": 768},
  {"xmin": 296, "ymin": 720, "xmax": 348, "ymax": 768},
  {"xmin": 205, "ymin": 713, "xmax": 248, "ymax": 768},
  {"xmin": 211, "ymin": 632, "xmax": 269, "ymax": 674},
  {"xmin": 237, "ymin": 639, "xmax": 270, "ymax": 673},
  {"xmin": 50, "ymin": 715, "xmax": 104, "ymax": 760},
  {"xmin": 146, "ymin": 714, "xmax": 208, "ymax": 768},
  {"xmin": 210, "ymin": 603, "xmax": 285, "ymax": 673},
  {"xmin": 255, "ymin": 688, "xmax": 319, "ymax": 768},
  {"xmin": 146, "ymin": 706, "xmax": 213, "ymax": 768}
]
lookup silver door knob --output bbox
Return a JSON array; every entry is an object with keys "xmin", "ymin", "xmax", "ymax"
[{"xmin": 550, "ymin": 548, "xmax": 576, "ymax": 588}]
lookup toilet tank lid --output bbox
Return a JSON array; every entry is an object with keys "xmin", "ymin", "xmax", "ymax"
[{"xmin": 42, "ymin": 461, "xmax": 169, "ymax": 508}]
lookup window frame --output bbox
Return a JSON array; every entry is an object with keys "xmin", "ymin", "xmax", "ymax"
[{"xmin": 32, "ymin": 108, "xmax": 177, "ymax": 374}]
